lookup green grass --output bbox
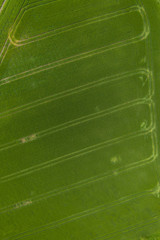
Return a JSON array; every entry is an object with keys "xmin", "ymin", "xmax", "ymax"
[{"xmin": 0, "ymin": 0, "xmax": 160, "ymax": 239}]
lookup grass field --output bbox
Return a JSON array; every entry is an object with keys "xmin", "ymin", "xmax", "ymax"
[{"xmin": 1, "ymin": 0, "xmax": 160, "ymax": 239}]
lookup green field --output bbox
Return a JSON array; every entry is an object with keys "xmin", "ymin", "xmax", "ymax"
[{"xmin": 1, "ymin": 0, "xmax": 160, "ymax": 239}]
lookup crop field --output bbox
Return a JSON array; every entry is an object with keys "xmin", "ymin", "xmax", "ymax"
[{"xmin": 0, "ymin": 0, "xmax": 160, "ymax": 239}]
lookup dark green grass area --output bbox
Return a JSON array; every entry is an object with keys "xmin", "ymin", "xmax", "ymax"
[{"xmin": 0, "ymin": 0, "xmax": 160, "ymax": 239}]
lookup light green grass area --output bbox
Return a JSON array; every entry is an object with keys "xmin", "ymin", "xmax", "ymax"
[{"xmin": 1, "ymin": 0, "xmax": 160, "ymax": 239}]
